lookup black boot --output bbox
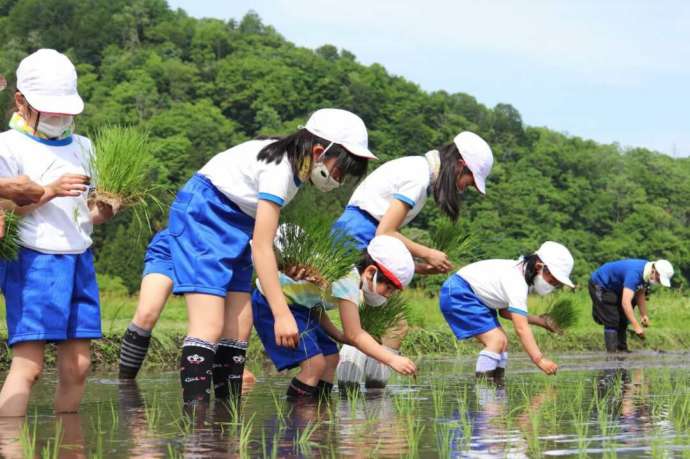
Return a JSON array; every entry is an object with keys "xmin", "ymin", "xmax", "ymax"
[
  {"xmin": 616, "ymin": 326, "xmax": 630, "ymax": 352},
  {"xmin": 604, "ymin": 329, "xmax": 619, "ymax": 353},
  {"xmin": 475, "ymin": 370, "xmax": 496, "ymax": 382},
  {"xmin": 493, "ymin": 367, "xmax": 506, "ymax": 387}
]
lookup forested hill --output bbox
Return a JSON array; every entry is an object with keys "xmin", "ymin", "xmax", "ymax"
[{"xmin": 1, "ymin": 0, "xmax": 689, "ymax": 291}]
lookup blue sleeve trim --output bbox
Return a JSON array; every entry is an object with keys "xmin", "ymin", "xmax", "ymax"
[
  {"xmin": 507, "ymin": 307, "xmax": 528, "ymax": 316},
  {"xmin": 258, "ymin": 192, "xmax": 285, "ymax": 206},
  {"xmin": 393, "ymin": 193, "xmax": 416, "ymax": 208}
]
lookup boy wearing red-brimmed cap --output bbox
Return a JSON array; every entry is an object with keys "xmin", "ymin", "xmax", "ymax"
[{"xmin": 252, "ymin": 235, "xmax": 417, "ymax": 400}]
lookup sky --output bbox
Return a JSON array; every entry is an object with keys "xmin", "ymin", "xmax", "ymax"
[{"xmin": 168, "ymin": 0, "xmax": 690, "ymax": 157}]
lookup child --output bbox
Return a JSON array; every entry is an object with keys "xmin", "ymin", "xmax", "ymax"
[
  {"xmin": 439, "ymin": 241, "xmax": 574, "ymax": 384},
  {"xmin": 0, "ymin": 49, "xmax": 118, "ymax": 416},
  {"xmin": 589, "ymin": 258, "xmax": 673, "ymax": 352},
  {"xmin": 117, "ymin": 229, "xmax": 256, "ymax": 391},
  {"xmin": 252, "ymin": 235, "xmax": 417, "ymax": 400},
  {"xmin": 170, "ymin": 108, "xmax": 376, "ymax": 405},
  {"xmin": 333, "ymin": 131, "xmax": 494, "ymax": 388}
]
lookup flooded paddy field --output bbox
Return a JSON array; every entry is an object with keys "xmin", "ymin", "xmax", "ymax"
[{"xmin": 1, "ymin": 351, "xmax": 688, "ymax": 458}]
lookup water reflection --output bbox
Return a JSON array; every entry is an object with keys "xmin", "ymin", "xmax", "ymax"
[{"xmin": 0, "ymin": 354, "xmax": 687, "ymax": 457}]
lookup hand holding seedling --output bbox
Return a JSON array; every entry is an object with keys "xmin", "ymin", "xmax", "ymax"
[
  {"xmin": 47, "ymin": 173, "xmax": 90, "ymax": 198},
  {"xmin": 424, "ymin": 248, "xmax": 453, "ymax": 273},
  {"xmin": 536, "ymin": 356, "xmax": 558, "ymax": 375},
  {"xmin": 89, "ymin": 194, "xmax": 123, "ymax": 224},
  {"xmin": 0, "ymin": 175, "xmax": 44, "ymax": 205},
  {"xmin": 274, "ymin": 311, "xmax": 300, "ymax": 348},
  {"xmin": 641, "ymin": 315, "xmax": 650, "ymax": 328},
  {"xmin": 389, "ymin": 354, "xmax": 417, "ymax": 375},
  {"xmin": 284, "ymin": 265, "xmax": 322, "ymax": 284}
]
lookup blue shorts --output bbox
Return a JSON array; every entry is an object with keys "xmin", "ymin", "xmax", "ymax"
[
  {"xmin": 331, "ymin": 206, "xmax": 379, "ymax": 251},
  {"xmin": 142, "ymin": 228, "xmax": 173, "ymax": 279},
  {"xmin": 252, "ymin": 289, "xmax": 339, "ymax": 371},
  {"xmin": 2, "ymin": 248, "xmax": 101, "ymax": 346},
  {"xmin": 439, "ymin": 274, "xmax": 501, "ymax": 340},
  {"xmin": 168, "ymin": 174, "xmax": 255, "ymax": 297}
]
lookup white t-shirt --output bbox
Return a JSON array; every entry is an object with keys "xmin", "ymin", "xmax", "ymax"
[
  {"xmin": 347, "ymin": 155, "xmax": 431, "ymax": 226},
  {"xmin": 0, "ymin": 130, "xmax": 94, "ymax": 254},
  {"xmin": 456, "ymin": 259, "xmax": 529, "ymax": 315},
  {"xmin": 199, "ymin": 139, "xmax": 301, "ymax": 218}
]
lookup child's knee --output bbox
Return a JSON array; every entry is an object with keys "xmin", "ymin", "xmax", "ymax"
[
  {"xmin": 134, "ymin": 307, "xmax": 160, "ymax": 330},
  {"xmin": 59, "ymin": 355, "xmax": 91, "ymax": 385},
  {"xmin": 15, "ymin": 359, "xmax": 44, "ymax": 384}
]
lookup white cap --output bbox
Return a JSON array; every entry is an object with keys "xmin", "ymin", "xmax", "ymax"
[
  {"xmin": 16, "ymin": 49, "xmax": 83, "ymax": 115},
  {"xmin": 305, "ymin": 108, "xmax": 376, "ymax": 160},
  {"xmin": 367, "ymin": 235, "xmax": 415, "ymax": 289},
  {"xmin": 653, "ymin": 259, "xmax": 674, "ymax": 287},
  {"xmin": 535, "ymin": 241, "xmax": 575, "ymax": 288},
  {"xmin": 453, "ymin": 131, "xmax": 494, "ymax": 194}
]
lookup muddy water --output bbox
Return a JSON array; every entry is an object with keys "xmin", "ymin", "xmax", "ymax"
[{"xmin": 0, "ymin": 351, "xmax": 688, "ymax": 458}]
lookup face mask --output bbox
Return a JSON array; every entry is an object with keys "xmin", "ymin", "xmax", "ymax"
[
  {"xmin": 648, "ymin": 277, "xmax": 658, "ymax": 286},
  {"xmin": 310, "ymin": 142, "xmax": 341, "ymax": 192},
  {"xmin": 38, "ymin": 114, "xmax": 73, "ymax": 138},
  {"xmin": 532, "ymin": 273, "xmax": 556, "ymax": 296},
  {"xmin": 363, "ymin": 269, "xmax": 387, "ymax": 307}
]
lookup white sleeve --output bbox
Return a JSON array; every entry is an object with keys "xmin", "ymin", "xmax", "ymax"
[
  {"xmin": 501, "ymin": 273, "xmax": 529, "ymax": 315},
  {"xmin": 256, "ymin": 159, "xmax": 294, "ymax": 207},
  {"xmin": 393, "ymin": 173, "xmax": 428, "ymax": 208},
  {"xmin": 0, "ymin": 139, "xmax": 20, "ymax": 177}
]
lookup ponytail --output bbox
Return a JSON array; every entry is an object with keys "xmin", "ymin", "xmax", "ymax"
[{"xmin": 432, "ymin": 142, "xmax": 465, "ymax": 221}]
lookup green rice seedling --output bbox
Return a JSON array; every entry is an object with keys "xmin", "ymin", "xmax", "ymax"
[
  {"xmin": 542, "ymin": 297, "xmax": 578, "ymax": 331},
  {"xmin": 294, "ymin": 421, "xmax": 319, "ymax": 455},
  {"xmin": 275, "ymin": 217, "xmax": 360, "ymax": 290},
  {"xmin": 144, "ymin": 391, "xmax": 161, "ymax": 432},
  {"xmin": 429, "ymin": 218, "xmax": 477, "ymax": 261},
  {"xmin": 405, "ymin": 418, "xmax": 425, "ymax": 459},
  {"xmin": 434, "ymin": 422, "xmax": 454, "ymax": 458},
  {"xmin": 431, "ymin": 381, "xmax": 447, "ymax": 419},
  {"xmin": 238, "ymin": 414, "xmax": 255, "ymax": 458},
  {"xmin": 166, "ymin": 443, "xmax": 183, "ymax": 459},
  {"xmin": 19, "ymin": 414, "xmax": 38, "ymax": 459},
  {"xmin": 41, "ymin": 419, "xmax": 64, "ymax": 459},
  {"xmin": 359, "ymin": 292, "xmax": 411, "ymax": 341},
  {"xmin": 0, "ymin": 210, "xmax": 21, "ymax": 260},
  {"xmin": 90, "ymin": 125, "xmax": 162, "ymax": 233}
]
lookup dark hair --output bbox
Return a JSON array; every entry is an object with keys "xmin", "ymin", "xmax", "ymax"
[
  {"xmin": 257, "ymin": 128, "xmax": 368, "ymax": 182},
  {"xmin": 432, "ymin": 142, "xmax": 470, "ymax": 222},
  {"xmin": 356, "ymin": 251, "xmax": 398, "ymax": 289},
  {"xmin": 522, "ymin": 254, "xmax": 542, "ymax": 286}
]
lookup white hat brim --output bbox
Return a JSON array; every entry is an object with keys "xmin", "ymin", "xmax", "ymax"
[
  {"xmin": 552, "ymin": 272, "xmax": 575, "ymax": 288},
  {"xmin": 660, "ymin": 276, "xmax": 671, "ymax": 287},
  {"xmin": 24, "ymin": 92, "xmax": 84, "ymax": 115},
  {"xmin": 473, "ymin": 172, "xmax": 487, "ymax": 195},
  {"xmin": 343, "ymin": 142, "xmax": 377, "ymax": 160}
]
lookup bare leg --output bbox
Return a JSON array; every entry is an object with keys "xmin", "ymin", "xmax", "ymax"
[
  {"xmin": 0, "ymin": 341, "xmax": 45, "ymax": 417},
  {"xmin": 132, "ymin": 274, "xmax": 173, "ymax": 330},
  {"xmin": 55, "ymin": 339, "xmax": 91, "ymax": 413}
]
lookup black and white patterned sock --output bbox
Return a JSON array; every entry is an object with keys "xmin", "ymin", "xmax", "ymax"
[
  {"xmin": 119, "ymin": 323, "xmax": 152, "ymax": 379},
  {"xmin": 180, "ymin": 336, "xmax": 216, "ymax": 404},
  {"xmin": 212, "ymin": 338, "xmax": 248, "ymax": 400}
]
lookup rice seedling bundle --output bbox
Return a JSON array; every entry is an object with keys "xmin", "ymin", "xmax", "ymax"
[
  {"xmin": 543, "ymin": 297, "xmax": 578, "ymax": 330},
  {"xmin": 275, "ymin": 218, "xmax": 360, "ymax": 290},
  {"xmin": 91, "ymin": 125, "xmax": 161, "ymax": 230},
  {"xmin": 0, "ymin": 210, "xmax": 21, "ymax": 260},
  {"xmin": 359, "ymin": 293, "xmax": 411, "ymax": 341}
]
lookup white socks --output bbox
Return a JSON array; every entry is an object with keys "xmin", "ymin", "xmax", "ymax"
[{"xmin": 476, "ymin": 350, "xmax": 501, "ymax": 373}]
